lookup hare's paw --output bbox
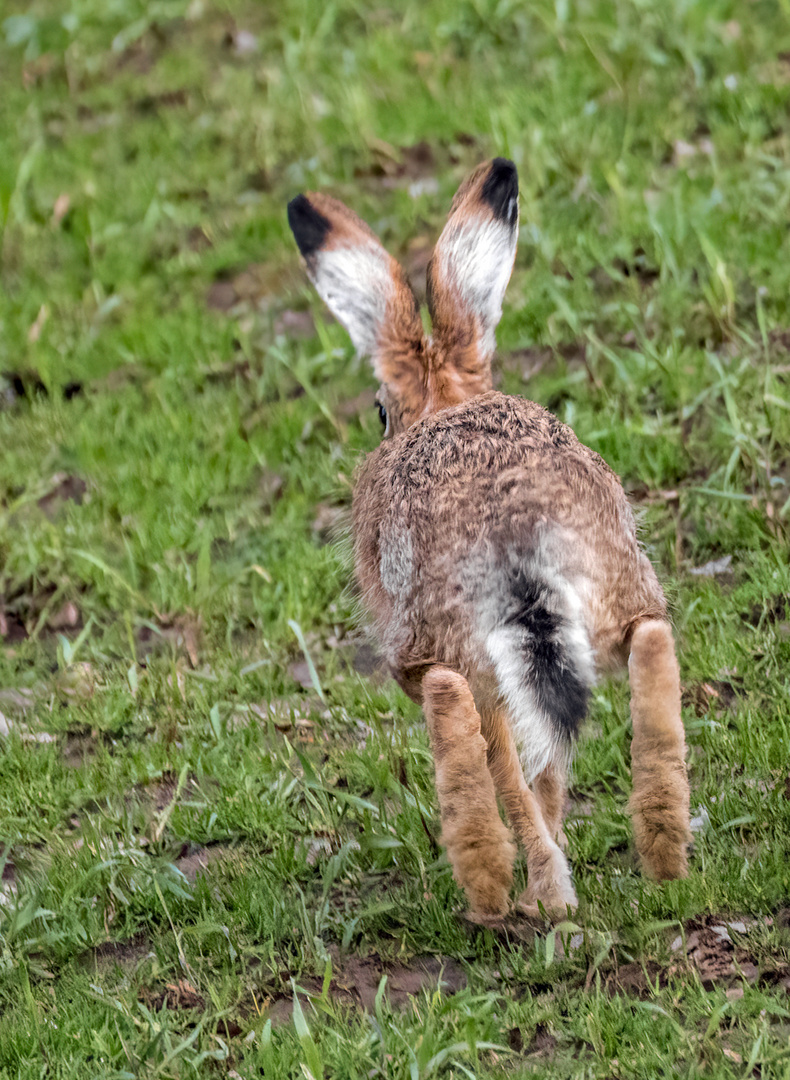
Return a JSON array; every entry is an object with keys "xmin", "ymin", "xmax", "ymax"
[
  {"xmin": 452, "ymin": 834, "xmax": 515, "ymax": 921},
  {"xmin": 630, "ymin": 770, "xmax": 691, "ymax": 880},
  {"xmin": 516, "ymin": 841, "xmax": 577, "ymax": 920}
]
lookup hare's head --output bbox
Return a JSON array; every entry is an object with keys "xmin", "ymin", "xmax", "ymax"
[{"xmin": 287, "ymin": 158, "xmax": 519, "ymax": 437}]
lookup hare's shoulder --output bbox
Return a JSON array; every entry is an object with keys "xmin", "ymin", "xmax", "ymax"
[{"xmin": 355, "ymin": 392, "xmax": 618, "ymax": 496}]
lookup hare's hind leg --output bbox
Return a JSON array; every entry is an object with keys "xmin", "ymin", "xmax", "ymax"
[
  {"xmin": 421, "ymin": 667, "xmax": 515, "ymax": 921},
  {"xmin": 483, "ymin": 710, "xmax": 577, "ymax": 917},
  {"xmin": 628, "ymin": 619, "xmax": 691, "ymax": 879},
  {"xmin": 533, "ymin": 762, "xmax": 568, "ymax": 848}
]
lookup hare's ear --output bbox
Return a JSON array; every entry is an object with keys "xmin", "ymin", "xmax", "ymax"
[
  {"xmin": 427, "ymin": 158, "xmax": 518, "ymax": 378},
  {"xmin": 287, "ymin": 193, "xmax": 424, "ymax": 388}
]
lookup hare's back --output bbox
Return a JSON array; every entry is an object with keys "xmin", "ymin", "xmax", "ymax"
[
  {"xmin": 355, "ymin": 391, "xmax": 626, "ymax": 540},
  {"xmin": 352, "ymin": 392, "xmax": 664, "ymax": 677}
]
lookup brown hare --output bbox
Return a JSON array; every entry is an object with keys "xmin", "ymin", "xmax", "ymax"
[{"xmin": 287, "ymin": 158, "xmax": 691, "ymax": 921}]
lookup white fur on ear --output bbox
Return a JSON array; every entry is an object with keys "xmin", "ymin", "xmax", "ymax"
[
  {"xmin": 309, "ymin": 241, "xmax": 394, "ymax": 359},
  {"xmin": 427, "ymin": 158, "xmax": 519, "ymax": 368},
  {"xmin": 432, "ymin": 216, "xmax": 517, "ymax": 362}
]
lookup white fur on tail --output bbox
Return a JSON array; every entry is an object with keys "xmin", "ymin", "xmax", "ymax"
[{"xmin": 477, "ymin": 538, "xmax": 596, "ymax": 782}]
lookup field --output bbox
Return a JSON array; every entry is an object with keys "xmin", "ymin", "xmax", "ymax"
[{"xmin": 2, "ymin": 0, "xmax": 790, "ymax": 1076}]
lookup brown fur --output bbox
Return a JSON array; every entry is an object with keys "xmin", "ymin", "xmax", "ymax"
[
  {"xmin": 481, "ymin": 705, "xmax": 577, "ymax": 916},
  {"xmin": 533, "ymin": 762, "xmax": 568, "ymax": 847},
  {"xmin": 352, "ymin": 392, "xmax": 668, "ymax": 677},
  {"xmin": 422, "ymin": 668, "xmax": 515, "ymax": 917},
  {"xmin": 628, "ymin": 619, "xmax": 691, "ymax": 879},
  {"xmin": 288, "ymin": 159, "xmax": 691, "ymax": 921}
]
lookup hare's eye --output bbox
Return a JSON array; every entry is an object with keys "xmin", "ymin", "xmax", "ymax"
[{"xmin": 377, "ymin": 402, "xmax": 387, "ymax": 429}]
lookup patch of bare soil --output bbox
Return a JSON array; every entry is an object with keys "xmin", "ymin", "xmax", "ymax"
[
  {"xmin": 501, "ymin": 341, "xmax": 593, "ymax": 384},
  {"xmin": 499, "ymin": 347, "xmax": 554, "ymax": 383},
  {"xmin": 185, "ymin": 224, "xmax": 212, "ymax": 251},
  {"xmin": 125, "ymin": 773, "xmax": 221, "ymax": 834},
  {"xmin": 682, "ymin": 677, "xmax": 743, "ymax": 717},
  {"xmin": 37, "ymin": 473, "xmax": 87, "ymax": 518},
  {"xmin": 1, "ymin": 853, "xmax": 16, "ymax": 904},
  {"xmin": 769, "ymin": 327, "xmax": 790, "ymax": 354},
  {"xmin": 244, "ymin": 698, "xmax": 322, "ymax": 739},
  {"xmin": 88, "ymin": 932, "xmax": 153, "ymax": 973},
  {"xmin": 612, "ymin": 248, "xmax": 660, "ymax": 286},
  {"xmin": 605, "ymin": 960, "xmax": 664, "ymax": 998},
  {"xmin": 112, "ymin": 24, "xmax": 167, "ymax": 75},
  {"xmin": 355, "ymin": 133, "xmax": 482, "ymax": 188},
  {"xmin": 742, "ymin": 593, "xmax": 789, "ymax": 627},
  {"xmin": 0, "ymin": 687, "xmax": 38, "ymax": 713},
  {"xmin": 627, "ymin": 484, "xmax": 681, "ymax": 506},
  {"xmin": 321, "ymin": 623, "xmax": 388, "ymax": 687},
  {"xmin": 334, "ymin": 388, "xmax": 377, "ymax": 421},
  {"xmin": 601, "ymin": 914, "xmax": 790, "ymax": 998},
  {"xmin": 564, "ymin": 791, "xmax": 595, "ymax": 822},
  {"xmin": 675, "ymin": 918, "xmax": 761, "ymax": 987},
  {"xmin": 0, "ymin": 607, "xmax": 27, "ymax": 645},
  {"xmin": 347, "ymin": 641, "xmax": 387, "ymax": 681},
  {"xmin": 1, "ymin": 575, "xmax": 84, "ymax": 644},
  {"xmin": 688, "ymin": 554, "xmax": 734, "ymax": 579},
  {"xmin": 21, "ymin": 52, "xmax": 61, "ymax": 89},
  {"xmin": 1, "ymin": 370, "xmax": 83, "ymax": 404},
  {"xmin": 174, "ymin": 843, "xmax": 232, "ymax": 884},
  {"xmin": 206, "ymin": 262, "xmax": 299, "ymax": 315},
  {"xmin": 508, "ymin": 1021, "xmax": 559, "ymax": 1058},
  {"xmin": 134, "ymin": 88, "xmax": 189, "ymax": 114},
  {"xmin": 273, "ymin": 308, "xmax": 315, "ymax": 339},
  {"xmin": 401, "ymin": 234, "xmax": 433, "ymax": 302},
  {"xmin": 130, "ymin": 772, "xmax": 180, "ymax": 814},
  {"xmin": 139, "ymin": 978, "xmax": 205, "ymax": 1011},
  {"xmin": 136, "ymin": 612, "xmax": 202, "ymax": 667},
  {"xmin": 355, "ymin": 139, "xmax": 439, "ymax": 190},
  {"xmin": 265, "ymin": 951, "xmax": 467, "ymax": 1025},
  {"xmin": 132, "ymin": 949, "xmax": 465, "ymax": 1033},
  {"xmin": 138, "ymin": 772, "xmax": 219, "ymax": 819},
  {"xmin": 206, "ymin": 280, "xmax": 237, "ymax": 312},
  {"xmin": 0, "ymin": 369, "xmax": 48, "ymax": 405},
  {"xmin": 311, "ymin": 501, "xmax": 350, "ymax": 546},
  {"xmin": 62, "ymin": 731, "xmax": 98, "ymax": 769}
]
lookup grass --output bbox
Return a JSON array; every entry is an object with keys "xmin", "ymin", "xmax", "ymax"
[{"xmin": 1, "ymin": 0, "xmax": 790, "ymax": 1075}]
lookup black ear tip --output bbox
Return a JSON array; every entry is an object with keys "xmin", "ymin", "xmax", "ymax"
[
  {"xmin": 287, "ymin": 194, "xmax": 332, "ymax": 258},
  {"xmin": 482, "ymin": 158, "xmax": 519, "ymax": 225},
  {"xmin": 490, "ymin": 157, "xmax": 517, "ymax": 178}
]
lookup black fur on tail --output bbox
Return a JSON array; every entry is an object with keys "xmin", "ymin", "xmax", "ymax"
[{"xmin": 504, "ymin": 568, "xmax": 590, "ymax": 739}]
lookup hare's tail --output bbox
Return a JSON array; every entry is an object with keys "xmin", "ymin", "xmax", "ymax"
[{"xmin": 484, "ymin": 565, "xmax": 594, "ymax": 782}]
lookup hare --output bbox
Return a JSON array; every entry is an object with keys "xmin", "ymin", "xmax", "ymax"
[{"xmin": 287, "ymin": 158, "xmax": 691, "ymax": 921}]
